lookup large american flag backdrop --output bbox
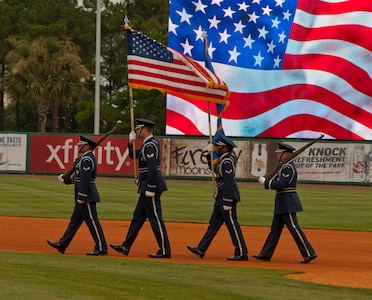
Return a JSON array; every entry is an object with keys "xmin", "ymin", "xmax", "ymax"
[{"xmin": 166, "ymin": 0, "xmax": 372, "ymax": 140}]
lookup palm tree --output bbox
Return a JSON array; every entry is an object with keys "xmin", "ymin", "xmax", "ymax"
[
  {"xmin": 5, "ymin": 37, "xmax": 90, "ymax": 132},
  {"xmin": 49, "ymin": 39, "xmax": 90, "ymax": 132}
]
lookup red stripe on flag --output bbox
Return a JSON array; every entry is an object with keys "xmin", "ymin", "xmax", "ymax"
[
  {"xmin": 290, "ymin": 24, "xmax": 372, "ymax": 51},
  {"xmin": 166, "ymin": 110, "xmax": 204, "ymax": 135},
  {"xmin": 298, "ymin": 1, "xmax": 372, "ymax": 14},
  {"xmin": 222, "ymin": 85, "xmax": 372, "ymax": 128},
  {"xmin": 283, "ymin": 54, "xmax": 372, "ymax": 97},
  {"xmin": 257, "ymin": 115, "xmax": 365, "ymax": 140}
]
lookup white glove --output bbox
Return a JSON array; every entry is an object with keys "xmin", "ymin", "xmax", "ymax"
[
  {"xmin": 223, "ymin": 205, "xmax": 232, "ymax": 211},
  {"xmin": 145, "ymin": 191, "xmax": 155, "ymax": 197},
  {"xmin": 207, "ymin": 144, "xmax": 213, "ymax": 152},
  {"xmin": 77, "ymin": 200, "xmax": 85, "ymax": 204},
  {"xmin": 129, "ymin": 131, "xmax": 136, "ymax": 142},
  {"xmin": 58, "ymin": 174, "xmax": 64, "ymax": 183},
  {"xmin": 258, "ymin": 176, "xmax": 266, "ymax": 185}
]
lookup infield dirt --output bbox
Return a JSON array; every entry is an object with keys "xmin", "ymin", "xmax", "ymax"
[{"xmin": 1, "ymin": 216, "xmax": 371, "ymax": 289}]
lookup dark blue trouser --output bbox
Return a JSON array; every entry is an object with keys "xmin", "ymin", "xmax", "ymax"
[
  {"xmin": 198, "ymin": 202, "xmax": 248, "ymax": 257},
  {"xmin": 260, "ymin": 212, "xmax": 316, "ymax": 259},
  {"xmin": 59, "ymin": 202, "xmax": 107, "ymax": 252},
  {"xmin": 123, "ymin": 192, "xmax": 171, "ymax": 255}
]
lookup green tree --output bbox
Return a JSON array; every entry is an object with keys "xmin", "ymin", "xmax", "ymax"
[
  {"xmin": 4, "ymin": 97, "xmax": 38, "ymax": 132},
  {"xmin": 0, "ymin": 0, "xmax": 27, "ymax": 131},
  {"xmin": 124, "ymin": 0, "xmax": 169, "ymax": 135},
  {"xmin": 2, "ymin": 0, "xmax": 169, "ymax": 134},
  {"xmin": 3, "ymin": 71, "xmax": 28, "ymax": 131},
  {"xmin": 1, "ymin": 0, "xmax": 95, "ymax": 133},
  {"xmin": 95, "ymin": 0, "xmax": 169, "ymax": 135},
  {"xmin": 5, "ymin": 37, "xmax": 90, "ymax": 132},
  {"xmin": 76, "ymin": 0, "xmax": 130, "ymax": 134},
  {"xmin": 77, "ymin": 0, "xmax": 169, "ymax": 135}
]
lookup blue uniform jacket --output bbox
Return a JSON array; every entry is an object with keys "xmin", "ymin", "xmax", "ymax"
[
  {"xmin": 129, "ymin": 136, "xmax": 167, "ymax": 194},
  {"xmin": 67, "ymin": 150, "xmax": 100, "ymax": 203},
  {"xmin": 214, "ymin": 152, "xmax": 240, "ymax": 207},
  {"xmin": 265, "ymin": 161, "xmax": 303, "ymax": 215}
]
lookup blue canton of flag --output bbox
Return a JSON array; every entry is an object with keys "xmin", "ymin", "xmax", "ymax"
[
  {"xmin": 127, "ymin": 29, "xmax": 173, "ymax": 62},
  {"xmin": 169, "ymin": 0, "xmax": 298, "ymax": 70}
]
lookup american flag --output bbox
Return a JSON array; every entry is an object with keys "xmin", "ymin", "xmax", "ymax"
[
  {"xmin": 125, "ymin": 26, "xmax": 229, "ymax": 104},
  {"xmin": 166, "ymin": 0, "xmax": 372, "ymax": 140}
]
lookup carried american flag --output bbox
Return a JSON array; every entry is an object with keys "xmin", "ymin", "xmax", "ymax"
[
  {"xmin": 125, "ymin": 26, "xmax": 229, "ymax": 104},
  {"xmin": 166, "ymin": 0, "xmax": 372, "ymax": 140}
]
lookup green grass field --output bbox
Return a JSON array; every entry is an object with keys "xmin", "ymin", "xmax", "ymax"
[
  {"xmin": 1, "ymin": 174, "xmax": 371, "ymax": 299},
  {"xmin": 1, "ymin": 174, "xmax": 370, "ymax": 231}
]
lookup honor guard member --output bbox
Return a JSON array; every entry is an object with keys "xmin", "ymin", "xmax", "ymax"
[
  {"xmin": 253, "ymin": 142, "xmax": 317, "ymax": 263},
  {"xmin": 110, "ymin": 118, "xmax": 171, "ymax": 258},
  {"xmin": 47, "ymin": 136, "xmax": 108, "ymax": 255},
  {"xmin": 187, "ymin": 135, "xmax": 248, "ymax": 261}
]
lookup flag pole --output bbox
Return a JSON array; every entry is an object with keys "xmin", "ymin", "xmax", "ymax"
[
  {"xmin": 94, "ymin": 0, "xmax": 101, "ymax": 134},
  {"xmin": 129, "ymin": 87, "xmax": 138, "ymax": 183},
  {"xmin": 207, "ymin": 101, "xmax": 217, "ymax": 198},
  {"xmin": 203, "ymin": 32, "xmax": 216, "ymax": 198},
  {"xmin": 124, "ymin": 17, "xmax": 138, "ymax": 183}
]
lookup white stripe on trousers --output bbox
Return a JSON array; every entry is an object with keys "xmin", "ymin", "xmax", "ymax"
[
  {"xmin": 288, "ymin": 213, "xmax": 310, "ymax": 257},
  {"xmin": 151, "ymin": 195, "xmax": 166, "ymax": 255},
  {"xmin": 228, "ymin": 209, "xmax": 244, "ymax": 256},
  {"xmin": 87, "ymin": 202, "xmax": 103, "ymax": 251}
]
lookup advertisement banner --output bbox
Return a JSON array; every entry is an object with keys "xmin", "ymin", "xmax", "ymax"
[
  {"xmin": 0, "ymin": 133, "xmax": 27, "ymax": 172},
  {"xmin": 165, "ymin": 138, "xmax": 251, "ymax": 178},
  {"xmin": 28, "ymin": 134, "xmax": 136, "ymax": 176},
  {"xmin": 22, "ymin": 133, "xmax": 372, "ymax": 184},
  {"xmin": 269, "ymin": 141, "xmax": 372, "ymax": 184},
  {"xmin": 347, "ymin": 143, "xmax": 372, "ymax": 183},
  {"xmin": 290, "ymin": 142, "xmax": 347, "ymax": 182}
]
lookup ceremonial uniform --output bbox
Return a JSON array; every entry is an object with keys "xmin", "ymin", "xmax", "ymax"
[
  {"xmin": 47, "ymin": 136, "xmax": 107, "ymax": 255},
  {"xmin": 110, "ymin": 119, "xmax": 171, "ymax": 258},
  {"xmin": 253, "ymin": 142, "xmax": 317, "ymax": 263},
  {"xmin": 187, "ymin": 135, "xmax": 248, "ymax": 261}
]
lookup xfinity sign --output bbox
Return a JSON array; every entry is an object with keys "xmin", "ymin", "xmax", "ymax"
[
  {"xmin": 45, "ymin": 139, "xmax": 129, "ymax": 171},
  {"xmin": 29, "ymin": 134, "xmax": 134, "ymax": 175}
]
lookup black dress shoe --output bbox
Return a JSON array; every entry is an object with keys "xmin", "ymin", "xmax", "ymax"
[
  {"xmin": 252, "ymin": 254, "xmax": 270, "ymax": 261},
  {"xmin": 47, "ymin": 240, "xmax": 65, "ymax": 254},
  {"xmin": 227, "ymin": 255, "xmax": 248, "ymax": 261},
  {"xmin": 86, "ymin": 250, "xmax": 108, "ymax": 256},
  {"xmin": 300, "ymin": 254, "xmax": 318, "ymax": 264},
  {"xmin": 186, "ymin": 245, "xmax": 205, "ymax": 259},
  {"xmin": 148, "ymin": 253, "xmax": 171, "ymax": 258},
  {"xmin": 110, "ymin": 243, "xmax": 129, "ymax": 256}
]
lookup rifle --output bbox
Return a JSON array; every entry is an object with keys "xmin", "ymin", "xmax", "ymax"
[
  {"xmin": 62, "ymin": 127, "xmax": 116, "ymax": 182},
  {"xmin": 264, "ymin": 134, "xmax": 324, "ymax": 181}
]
